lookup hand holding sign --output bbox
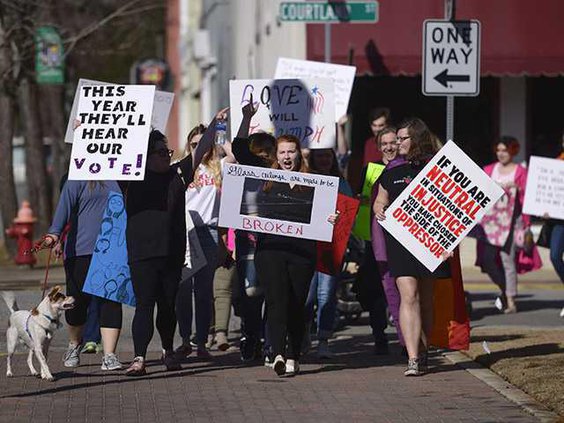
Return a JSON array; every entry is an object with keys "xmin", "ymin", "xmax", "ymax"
[{"xmin": 380, "ymin": 141, "xmax": 504, "ymax": 271}]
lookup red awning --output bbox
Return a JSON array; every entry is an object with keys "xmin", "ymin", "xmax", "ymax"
[{"xmin": 306, "ymin": 0, "xmax": 564, "ymax": 76}]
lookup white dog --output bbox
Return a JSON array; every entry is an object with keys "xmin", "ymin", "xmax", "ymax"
[{"xmin": 2, "ymin": 286, "xmax": 75, "ymax": 381}]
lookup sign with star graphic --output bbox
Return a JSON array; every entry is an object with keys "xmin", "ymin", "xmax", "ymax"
[
  {"xmin": 275, "ymin": 58, "xmax": 356, "ymax": 120},
  {"xmin": 229, "ymin": 78, "xmax": 336, "ymax": 149}
]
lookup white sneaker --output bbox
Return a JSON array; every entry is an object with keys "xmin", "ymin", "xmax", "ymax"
[
  {"xmin": 101, "ymin": 353, "xmax": 122, "ymax": 370},
  {"xmin": 285, "ymin": 359, "xmax": 300, "ymax": 376},
  {"xmin": 264, "ymin": 355, "xmax": 273, "ymax": 368},
  {"xmin": 317, "ymin": 340, "xmax": 335, "ymax": 359},
  {"xmin": 273, "ymin": 354, "xmax": 286, "ymax": 376},
  {"xmin": 560, "ymin": 307, "xmax": 564, "ymax": 318}
]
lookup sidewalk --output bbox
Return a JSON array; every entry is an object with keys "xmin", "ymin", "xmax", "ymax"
[
  {"xmin": 0, "ymin": 243, "xmax": 562, "ymax": 422},
  {"xmin": 0, "ymin": 289, "xmax": 555, "ymax": 422},
  {"xmin": 0, "ymin": 332, "xmax": 540, "ymax": 422}
]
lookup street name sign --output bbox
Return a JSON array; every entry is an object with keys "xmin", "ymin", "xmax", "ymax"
[
  {"xmin": 422, "ymin": 20, "xmax": 481, "ymax": 96},
  {"xmin": 279, "ymin": 1, "xmax": 378, "ymax": 23}
]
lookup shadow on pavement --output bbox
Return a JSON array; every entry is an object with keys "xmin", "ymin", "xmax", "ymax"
[
  {"xmin": 472, "ymin": 343, "xmax": 564, "ymax": 366},
  {"xmin": 1, "ymin": 333, "xmax": 464, "ymax": 398}
]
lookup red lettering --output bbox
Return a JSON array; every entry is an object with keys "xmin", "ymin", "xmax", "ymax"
[
  {"xmin": 426, "ymin": 165, "xmax": 442, "ymax": 182},
  {"xmin": 411, "ymin": 184, "xmax": 427, "ymax": 201}
]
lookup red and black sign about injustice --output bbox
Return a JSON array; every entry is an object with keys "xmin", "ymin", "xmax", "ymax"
[{"xmin": 380, "ymin": 141, "xmax": 504, "ymax": 271}]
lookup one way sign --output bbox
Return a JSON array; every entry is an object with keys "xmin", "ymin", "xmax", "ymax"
[{"xmin": 422, "ymin": 20, "xmax": 481, "ymax": 96}]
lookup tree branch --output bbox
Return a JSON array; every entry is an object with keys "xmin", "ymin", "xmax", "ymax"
[{"xmin": 62, "ymin": 0, "xmax": 149, "ymax": 56}]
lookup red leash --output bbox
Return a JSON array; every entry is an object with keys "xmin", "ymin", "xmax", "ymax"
[{"xmin": 27, "ymin": 235, "xmax": 56, "ymax": 300}]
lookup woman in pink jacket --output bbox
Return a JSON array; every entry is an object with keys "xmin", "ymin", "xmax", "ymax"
[{"xmin": 475, "ymin": 136, "xmax": 542, "ymax": 313}]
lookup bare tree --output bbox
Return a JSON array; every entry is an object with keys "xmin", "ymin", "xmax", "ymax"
[
  {"xmin": 0, "ymin": 0, "xmax": 165, "ymax": 251},
  {"xmin": 0, "ymin": 7, "xmax": 19, "ymax": 254}
]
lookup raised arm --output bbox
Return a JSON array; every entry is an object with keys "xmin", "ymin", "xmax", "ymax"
[
  {"xmin": 236, "ymin": 92, "xmax": 259, "ymax": 139},
  {"xmin": 192, "ymin": 107, "xmax": 229, "ymax": 170}
]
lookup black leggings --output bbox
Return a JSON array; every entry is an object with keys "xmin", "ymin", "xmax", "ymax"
[
  {"xmin": 64, "ymin": 255, "xmax": 122, "ymax": 329},
  {"xmin": 255, "ymin": 249, "xmax": 314, "ymax": 360},
  {"xmin": 129, "ymin": 257, "xmax": 181, "ymax": 357}
]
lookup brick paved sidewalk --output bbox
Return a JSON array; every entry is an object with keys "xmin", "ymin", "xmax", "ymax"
[{"xmin": 0, "ymin": 335, "xmax": 538, "ymax": 423}]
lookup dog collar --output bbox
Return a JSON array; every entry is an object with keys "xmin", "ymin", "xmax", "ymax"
[{"xmin": 42, "ymin": 313, "xmax": 59, "ymax": 325}]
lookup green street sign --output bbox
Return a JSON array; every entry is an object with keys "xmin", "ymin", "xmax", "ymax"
[
  {"xmin": 35, "ymin": 26, "xmax": 64, "ymax": 85},
  {"xmin": 279, "ymin": 1, "xmax": 378, "ymax": 23}
]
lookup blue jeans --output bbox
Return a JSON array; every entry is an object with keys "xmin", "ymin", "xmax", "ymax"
[
  {"xmin": 550, "ymin": 223, "xmax": 564, "ymax": 283},
  {"xmin": 176, "ymin": 226, "xmax": 218, "ymax": 345},
  {"xmin": 83, "ymin": 297, "xmax": 101, "ymax": 343},
  {"xmin": 305, "ymin": 271, "xmax": 338, "ymax": 339}
]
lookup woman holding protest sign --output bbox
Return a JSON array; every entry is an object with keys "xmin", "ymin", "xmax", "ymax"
[
  {"xmin": 373, "ymin": 118, "xmax": 450, "ymax": 376},
  {"xmin": 124, "ymin": 108, "xmax": 227, "ymax": 376},
  {"xmin": 44, "ymin": 180, "xmax": 124, "ymax": 372},
  {"xmin": 475, "ymin": 136, "xmax": 541, "ymax": 314},
  {"xmin": 253, "ymin": 134, "xmax": 339, "ymax": 377},
  {"xmin": 303, "ymin": 148, "xmax": 352, "ymax": 358},
  {"xmin": 174, "ymin": 123, "xmax": 235, "ymax": 359}
]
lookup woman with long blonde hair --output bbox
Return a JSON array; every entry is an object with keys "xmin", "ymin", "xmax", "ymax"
[{"xmin": 175, "ymin": 123, "xmax": 233, "ymax": 358}]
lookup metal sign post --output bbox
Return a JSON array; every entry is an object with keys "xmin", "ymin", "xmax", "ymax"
[
  {"xmin": 279, "ymin": 1, "xmax": 378, "ymax": 65},
  {"xmin": 422, "ymin": 0, "xmax": 481, "ymax": 142}
]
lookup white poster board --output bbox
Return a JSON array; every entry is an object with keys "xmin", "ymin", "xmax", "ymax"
[
  {"xmin": 380, "ymin": 141, "xmax": 505, "ymax": 271},
  {"xmin": 65, "ymin": 78, "xmax": 174, "ymax": 143},
  {"xmin": 68, "ymin": 84, "xmax": 155, "ymax": 181},
  {"xmin": 523, "ymin": 156, "xmax": 564, "ymax": 220},
  {"xmin": 275, "ymin": 57, "xmax": 356, "ymax": 120},
  {"xmin": 184, "ymin": 212, "xmax": 207, "ymax": 279},
  {"xmin": 218, "ymin": 163, "xmax": 339, "ymax": 242},
  {"xmin": 229, "ymin": 78, "xmax": 336, "ymax": 149}
]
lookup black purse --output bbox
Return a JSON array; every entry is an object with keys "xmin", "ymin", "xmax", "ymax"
[{"xmin": 536, "ymin": 222, "xmax": 553, "ymax": 248}]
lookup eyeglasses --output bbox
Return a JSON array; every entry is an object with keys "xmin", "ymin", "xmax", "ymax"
[
  {"xmin": 150, "ymin": 148, "xmax": 174, "ymax": 158},
  {"xmin": 396, "ymin": 136, "xmax": 411, "ymax": 143}
]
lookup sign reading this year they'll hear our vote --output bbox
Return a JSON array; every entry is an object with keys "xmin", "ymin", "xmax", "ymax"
[{"xmin": 68, "ymin": 84, "xmax": 155, "ymax": 181}]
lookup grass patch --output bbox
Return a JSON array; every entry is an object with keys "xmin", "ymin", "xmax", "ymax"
[{"xmin": 466, "ymin": 327, "xmax": 564, "ymax": 417}]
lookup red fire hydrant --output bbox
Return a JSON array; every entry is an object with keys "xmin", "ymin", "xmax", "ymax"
[{"xmin": 5, "ymin": 201, "xmax": 37, "ymax": 267}]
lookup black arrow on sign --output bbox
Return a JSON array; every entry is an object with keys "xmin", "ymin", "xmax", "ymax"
[{"xmin": 434, "ymin": 69, "xmax": 470, "ymax": 88}]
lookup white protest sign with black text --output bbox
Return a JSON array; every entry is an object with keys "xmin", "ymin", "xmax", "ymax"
[
  {"xmin": 68, "ymin": 84, "xmax": 155, "ymax": 181},
  {"xmin": 218, "ymin": 163, "xmax": 338, "ymax": 242},
  {"xmin": 65, "ymin": 78, "xmax": 174, "ymax": 143},
  {"xmin": 423, "ymin": 20, "xmax": 481, "ymax": 96},
  {"xmin": 275, "ymin": 58, "xmax": 356, "ymax": 120},
  {"xmin": 229, "ymin": 78, "xmax": 335, "ymax": 149},
  {"xmin": 523, "ymin": 156, "xmax": 564, "ymax": 220},
  {"xmin": 380, "ymin": 141, "xmax": 504, "ymax": 271}
]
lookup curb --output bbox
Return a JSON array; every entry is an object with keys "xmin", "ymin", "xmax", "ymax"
[
  {"xmin": 443, "ymin": 351, "xmax": 560, "ymax": 422},
  {"xmin": 0, "ymin": 280, "xmax": 58, "ymax": 291}
]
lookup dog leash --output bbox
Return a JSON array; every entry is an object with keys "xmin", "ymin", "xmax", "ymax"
[{"xmin": 27, "ymin": 235, "xmax": 55, "ymax": 300}]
